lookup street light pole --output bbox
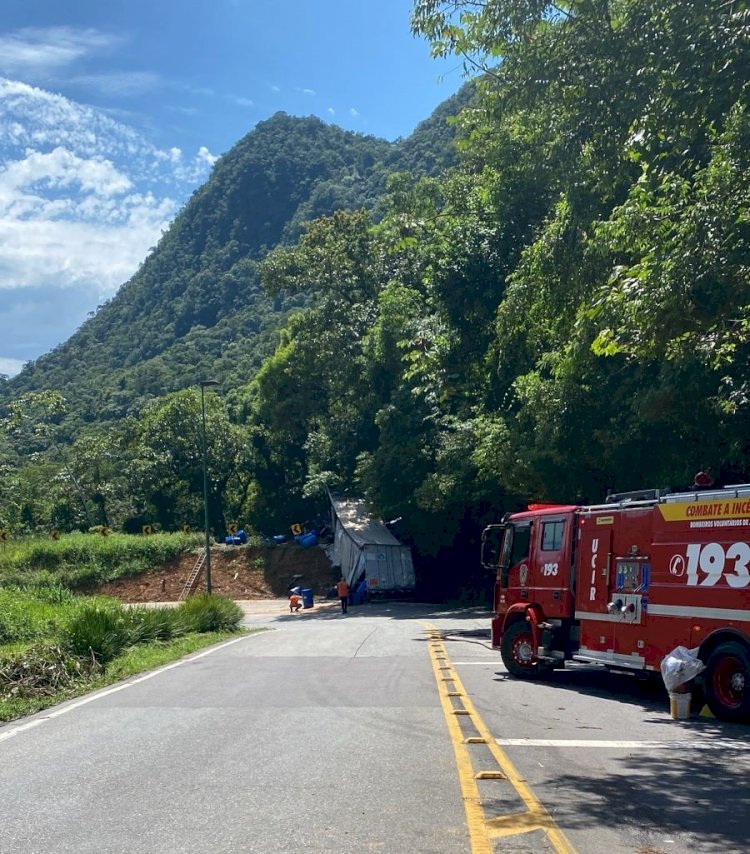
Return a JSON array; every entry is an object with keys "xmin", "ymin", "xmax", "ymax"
[{"xmin": 200, "ymin": 379, "xmax": 219, "ymax": 594}]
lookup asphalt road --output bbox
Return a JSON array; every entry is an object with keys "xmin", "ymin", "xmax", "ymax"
[{"xmin": 2, "ymin": 600, "xmax": 750, "ymax": 853}]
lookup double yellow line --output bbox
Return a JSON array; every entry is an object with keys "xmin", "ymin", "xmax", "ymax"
[{"xmin": 425, "ymin": 626, "xmax": 576, "ymax": 854}]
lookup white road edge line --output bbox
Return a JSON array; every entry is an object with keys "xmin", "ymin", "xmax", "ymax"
[
  {"xmin": 0, "ymin": 635, "xmax": 251, "ymax": 746},
  {"xmin": 496, "ymin": 738, "xmax": 750, "ymax": 750}
]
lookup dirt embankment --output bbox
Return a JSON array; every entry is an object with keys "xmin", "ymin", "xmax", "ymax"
[{"xmin": 95, "ymin": 542, "xmax": 336, "ymax": 603}]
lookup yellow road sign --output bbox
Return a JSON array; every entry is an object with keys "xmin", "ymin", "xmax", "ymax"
[
  {"xmin": 51, "ymin": 530, "xmax": 61, "ymax": 541},
  {"xmin": 181, "ymin": 524, "xmax": 191, "ymax": 534},
  {"xmin": 142, "ymin": 524, "xmax": 153, "ymax": 535},
  {"xmin": 291, "ymin": 523, "xmax": 302, "ymax": 535},
  {"xmin": 0, "ymin": 530, "xmax": 8, "ymax": 542},
  {"xmin": 228, "ymin": 523, "xmax": 238, "ymax": 535},
  {"xmin": 100, "ymin": 527, "xmax": 110, "ymax": 537}
]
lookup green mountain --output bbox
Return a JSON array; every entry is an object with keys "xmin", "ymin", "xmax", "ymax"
[{"xmin": 2, "ymin": 88, "xmax": 471, "ymax": 429}]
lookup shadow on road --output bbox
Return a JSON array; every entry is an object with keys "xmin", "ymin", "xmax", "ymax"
[
  {"xmin": 550, "ymin": 743, "xmax": 750, "ymax": 851},
  {"xmin": 491, "ymin": 665, "xmax": 671, "ymax": 715}
]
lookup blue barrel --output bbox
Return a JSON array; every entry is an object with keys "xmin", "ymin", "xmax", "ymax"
[{"xmin": 301, "ymin": 588, "xmax": 314, "ymax": 609}]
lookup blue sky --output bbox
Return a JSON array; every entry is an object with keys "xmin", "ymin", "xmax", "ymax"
[{"xmin": 0, "ymin": 1, "xmax": 462, "ymax": 377}]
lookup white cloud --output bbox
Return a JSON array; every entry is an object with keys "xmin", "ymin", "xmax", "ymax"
[
  {"xmin": 300, "ymin": 88, "xmax": 315, "ymax": 96},
  {"xmin": 0, "ymin": 27, "xmax": 119, "ymax": 76},
  {"xmin": 0, "ymin": 146, "xmax": 133, "ymax": 197},
  {"xmin": 350, "ymin": 107, "xmax": 359, "ymax": 118},
  {"xmin": 196, "ymin": 146, "xmax": 217, "ymax": 167},
  {"xmin": 0, "ymin": 214, "xmax": 170, "ymax": 294},
  {"xmin": 69, "ymin": 71, "xmax": 161, "ymax": 97},
  {"xmin": 228, "ymin": 95, "xmax": 254, "ymax": 108},
  {"xmin": 0, "ymin": 78, "xmax": 215, "ymax": 184},
  {"xmin": 328, "ymin": 107, "xmax": 335, "ymax": 116},
  {"xmin": 0, "ymin": 77, "xmax": 214, "ymax": 307},
  {"xmin": 0, "ymin": 79, "xmax": 152, "ymax": 164},
  {"xmin": 0, "ymin": 357, "xmax": 24, "ymax": 377},
  {"xmin": 0, "ymin": 17, "xmax": 225, "ymax": 367}
]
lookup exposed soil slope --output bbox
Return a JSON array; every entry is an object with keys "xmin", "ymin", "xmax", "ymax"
[{"xmin": 95, "ymin": 542, "xmax": 335, "ymax": 603}]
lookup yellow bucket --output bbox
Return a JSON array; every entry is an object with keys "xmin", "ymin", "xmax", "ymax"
[{"xmin": 669, "ymin": 692, "xmax": 691, "ymax": 720}]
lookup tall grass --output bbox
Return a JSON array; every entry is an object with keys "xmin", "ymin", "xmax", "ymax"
[
  {"xmin": 177, "ymin": 594, "xmax": 244, "ymax": 633},
  {"xmin": 0, "ymin": 585, "xmax": 246, "ymax": 722},
  {"xmin": 63, "ymin": 595, "xmax": 242, "ymax": 664},
  {"xmin": 65, "ymin": 604, "xmax": 133, "ymax": 664},
  {"xmin": 0, "ymin": 587, "xmax": 111, "ymax": 645},
  {"xmin": 0, "ymin": 532, "xmax": 202, "ymax": 590}
]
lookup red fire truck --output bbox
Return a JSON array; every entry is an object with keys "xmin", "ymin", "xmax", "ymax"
[{"xmin": 481, "ymin": 484, "xmax": 750, "ymax": 721}]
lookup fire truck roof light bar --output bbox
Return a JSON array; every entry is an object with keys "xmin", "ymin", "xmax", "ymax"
[
  {"xmin": 605, "ymin": 488, "xmax": 663, "ymax": 504},
  {"xmin": 581, "ymin": 483, "xmax": 750, "ymax": 514},
  {"xmin": 582, "ymin": 498, "xmax": 660, "ymax": 513}
]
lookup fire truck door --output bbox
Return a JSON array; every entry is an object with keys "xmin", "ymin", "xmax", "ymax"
[
  {"xmin": 533, "ymin": 515, "xmax": 573, "ymax": 617},
  {"xmin": 575, "ymin": 523, "xmax": 614, "ymax": 621}
]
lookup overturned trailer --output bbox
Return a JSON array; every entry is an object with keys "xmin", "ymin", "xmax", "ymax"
[{"xmin": 329, "ymin": 496, "xmax": 415, "ymax": 597}]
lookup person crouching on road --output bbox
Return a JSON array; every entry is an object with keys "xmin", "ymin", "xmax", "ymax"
[
  {"xmin": 289, "ymin": 592, "xmax": 302, "ymax": 612},
  {"xmin": 336, "ymin": 577, "xmax": 349, "ymax": 614}
]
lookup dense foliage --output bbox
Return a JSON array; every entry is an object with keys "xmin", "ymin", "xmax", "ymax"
[{"xmin": 1, "ymin": 1, "xmax": 748, "ymax": 598}]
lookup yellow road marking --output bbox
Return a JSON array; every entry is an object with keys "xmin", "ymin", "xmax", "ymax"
[
  {"xmin": 427, "ymin": 633, "xmax": 491, "ymax": 854},
  {"xmin": 425, "ymin": 625, "xmax": 576, "ymax": 854}
]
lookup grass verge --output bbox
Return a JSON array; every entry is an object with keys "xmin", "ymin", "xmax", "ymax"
[{"xmin": 0, "ymin": 628, "xmax": 265, "ymax": 724}]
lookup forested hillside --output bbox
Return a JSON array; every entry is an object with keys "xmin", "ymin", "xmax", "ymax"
[
  {"xmin": 1, "ymin": 0, "xmax": 748, "ymax": 600},
  {"xmin": 1, "ymin": 91, "xmax": 469, "ymax": 428}
]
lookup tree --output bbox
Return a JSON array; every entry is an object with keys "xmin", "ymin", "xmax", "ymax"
[{"xmin": 126, "ymin": 389, "xmax": 247, "ymax": 534}]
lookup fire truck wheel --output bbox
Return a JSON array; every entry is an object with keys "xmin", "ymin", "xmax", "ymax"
[
  {"xmin": 704, "ymin": 642, "xmax": 750, "ymax": 723},
  {"xmin": 501, "ymin": 621, "xmax": 539, "ymax": 679}
]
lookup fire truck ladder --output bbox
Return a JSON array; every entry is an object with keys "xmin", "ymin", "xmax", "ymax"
[{"xmin": 180, "ymin": 550, "xmax": 207, "ymax": 600}]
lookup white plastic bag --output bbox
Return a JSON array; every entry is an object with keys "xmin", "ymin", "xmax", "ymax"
[{"xmin": 660, "ymin": 645, "xmax": 705, "ymax": 693}]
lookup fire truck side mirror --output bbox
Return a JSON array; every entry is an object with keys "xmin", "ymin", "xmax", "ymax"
[
  {"xmin": 607, "ymin": 598, "xmax": 624, "ymax": 614},
  {"xmin": 481, "ymin": 539, "xmax": 497, "ymax": 569},
  {"xmin": 480, "ymin": 525, "xmax": 503, "ymax": 570}
]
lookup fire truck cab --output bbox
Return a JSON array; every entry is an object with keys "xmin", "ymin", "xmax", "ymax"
[{"xmin": 482, "ymin": 485, "xmax": 750, "ymax": 722}]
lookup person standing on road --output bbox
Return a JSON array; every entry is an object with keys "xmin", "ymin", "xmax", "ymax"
[{"xmin": 336, "ymin": 577, "xmax": 349, "ymax": 614}]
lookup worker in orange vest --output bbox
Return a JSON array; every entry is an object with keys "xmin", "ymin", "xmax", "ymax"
[{"xmin": 336, "ymin": 577, "xmax": 349, "ymax": 614}]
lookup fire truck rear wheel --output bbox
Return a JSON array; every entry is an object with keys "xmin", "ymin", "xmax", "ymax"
[
  {"xmin": 704, "ymin": 641, "xmax": 750, "ymax": 723},
  {"xmin": 501, "ymin": 621, "xmax": 539, "ymax": 679}
]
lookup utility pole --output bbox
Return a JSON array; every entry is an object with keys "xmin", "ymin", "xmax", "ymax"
[{"xmin": 200, "ymin": 379, "xmax": 219, "ymax": 593}]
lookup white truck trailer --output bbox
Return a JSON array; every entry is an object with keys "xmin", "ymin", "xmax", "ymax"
[{"xmin": 329, "ymin": 496, "xmax": 415, "ymax": 598}]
